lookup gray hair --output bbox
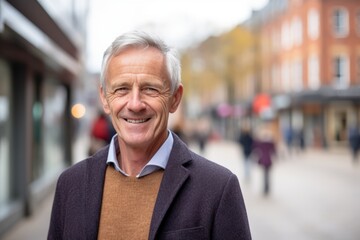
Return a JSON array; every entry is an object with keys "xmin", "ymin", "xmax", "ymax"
[{"xmin": 100, "ymin": 30, "xmax": 181, "ymax": 93}]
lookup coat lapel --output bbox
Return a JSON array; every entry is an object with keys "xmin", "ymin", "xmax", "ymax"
[{"xmin": 148, "ymin": 135, "xmax": 192, "ymax": 240}]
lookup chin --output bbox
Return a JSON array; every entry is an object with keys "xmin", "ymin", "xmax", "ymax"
[{"xmin": 123, "ymin": 135, "xmax": 151, "ymax": 147}]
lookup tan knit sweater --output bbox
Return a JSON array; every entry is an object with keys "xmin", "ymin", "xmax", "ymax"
[{"xmin": 97, "ymin": 166, "xmax": 164, "ymax": 240}]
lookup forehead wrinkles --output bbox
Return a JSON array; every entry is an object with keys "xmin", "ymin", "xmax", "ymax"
[
  {"xmin": 107, "ymin": 48, "xmax": 169, "ymax": 81},
  {"xmin": 110, "ymin": 74, "xmax": 163, "ymax": 87}
]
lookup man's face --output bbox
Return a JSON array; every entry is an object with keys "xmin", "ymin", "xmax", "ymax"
[{"xmin": 100, "ymin": 47, "xmax": 183, "ymax": 150}]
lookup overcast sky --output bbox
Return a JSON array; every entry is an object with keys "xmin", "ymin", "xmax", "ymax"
[{"xmin": 86, "ymin": 0, "xmax": 268, "ymax": 72}]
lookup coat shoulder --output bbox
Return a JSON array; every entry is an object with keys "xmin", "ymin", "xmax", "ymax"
[
  {"xmin": 172, "ymin": 133, "xmax": 234, "ymax": 179},
  {"xmin": 188, "ymin": 150, "xmax": 235, "ymax": 182},
  {"xmin": 57, "ymin": 146, "xmax": 108, "ymax": 185}
]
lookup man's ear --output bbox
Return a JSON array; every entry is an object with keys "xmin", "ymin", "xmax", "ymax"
[
  {"xmin": 169, "ymin": 84, "xmax": 183, "ymax": 113},
  {"xmin": 99, "ymin": 85, "xmax": 110, "ymax": 114}
]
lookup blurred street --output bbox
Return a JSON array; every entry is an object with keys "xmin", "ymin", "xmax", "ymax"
[
  {"xmin": 199, "ymin": 141, "xmax": 360, "ymax": 240},
  {"xmin": 2, "ymin": 0, "xmax": 360, "ymax": 239},
  {"xmin": 2, "ymin": 137, "xmax": 360, "ymax": 240}
]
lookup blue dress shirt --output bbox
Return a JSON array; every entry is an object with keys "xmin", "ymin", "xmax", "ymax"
[{"xmin": 106, "ymin": 131, "xmax": 173, "ymax": 178}]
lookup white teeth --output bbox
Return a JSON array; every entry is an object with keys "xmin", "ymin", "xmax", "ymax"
[{"xmin": 126, "ymin": 119, "xmax": 147, "ymax": 123}]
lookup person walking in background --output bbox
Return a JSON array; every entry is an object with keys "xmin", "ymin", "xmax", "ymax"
[
  {"xmin": 348, "ymin": 125, "xmax": 360, "ymax": 163},
  {"xmin": 237, "ymin": 125, "xmax": 254, "ymax": 182},
  {"xmin": 48, "ymin": 30, "xmax": 251, "ymax": 239},
  {"xmin": 194, "ymin": 116, "xmax": 211, "ymax": 153},
  {"xmin": 282, "ymin": 125, "xmax": 293, "ymax": 156},
  {"xmin": 293, "ymin": 127, "xmax": 305, "ymax": 153},
  {"xmin": 88, "ymin": 111, "xmax": 114, "ymax": 155},
  {"xmin": 253, "ymin": 127, "xmax": 276, "ymax": 196}
]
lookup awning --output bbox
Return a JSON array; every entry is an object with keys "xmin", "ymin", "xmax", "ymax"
[{"xmin": 289, "ymin": 86, "xmax": 360, "ymax": 104}]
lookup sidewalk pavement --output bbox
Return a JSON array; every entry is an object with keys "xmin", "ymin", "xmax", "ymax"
[
  {"xmin": 196, "ymin": 140, "xmax": 360, "ymax": 240},
  {"xmin": 3, "ymin": 139, "xmax": 360, "ymax": 239}
]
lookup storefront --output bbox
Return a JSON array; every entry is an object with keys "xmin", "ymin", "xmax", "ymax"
[
  {"xmin": 0, "ymin": 0, "xmax": 87, "ymax": 236},
  {"xmin": 274, "ymin": 87, "xmax": 360, "ymax": 149}
]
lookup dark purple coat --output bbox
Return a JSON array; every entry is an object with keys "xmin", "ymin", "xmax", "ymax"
[
  {"xmin": 253, "ymin": 140, "xmax": 276, "ymax": 169},
  {"xmin": 48, "ymin": 134, "xmax": 251, "ymax": 240}
]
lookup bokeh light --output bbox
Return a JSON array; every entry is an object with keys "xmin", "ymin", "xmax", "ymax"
[{"xmin": 71, "ymin": 103, "xmax": 86, "ymax": 119}]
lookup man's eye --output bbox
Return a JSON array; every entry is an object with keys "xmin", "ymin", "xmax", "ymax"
[
  {"xmin": 114, "ymin": 87, "xmax": 129, "ymax": 93},
  {"xmin": 143, "ymin": 87, "xmax": 159, "ymax": 94}
]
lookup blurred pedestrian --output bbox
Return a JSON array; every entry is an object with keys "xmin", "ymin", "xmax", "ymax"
[
  {"xmin": 237, "ymin": 125, "xmax": 254, "ymax": 182},
  {"xmin": 297, "ymin": 128, "xmax": 305, "ymax": 151},
  {"xmin": 195, "ymin": 116, "xmax": 211, "ymax": 153},
  {"xmin": 48, "ymin": 30, "xmax": 251, "ymax": 239},
  {"xmin": 88, "ymin": 111, "xmax": 112, "ymax": 155},
  {"xmin": 348, "ymin": 125, "xmax": 360, "ymax": 163},
  {"xmin": 294, "ymin": 127, "xmax": 305, "ymax": 153},
  {"xmin": 283, "ymin": 125, "xmax": 293, "ymax": 155},
  {"xmin": 253, "ymin": 128, "xmax": 276, "ymax": 196}
]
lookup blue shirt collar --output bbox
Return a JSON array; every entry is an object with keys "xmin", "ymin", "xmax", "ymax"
[{"xmin": 106, "ymin": 131, "xmax": 173, "ymax": 178}]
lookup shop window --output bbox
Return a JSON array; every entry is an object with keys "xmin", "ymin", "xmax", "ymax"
[
  {"xmin": 335, "ymin": 111, "xmax": 347, "ymax": 142},
  {"xmin": 43, "ymin": 79, "xmax": 67, "ymax": 177},
  {"xmin": 32, "ymin": 76, "xmax": 44, "ymax": 181},
  {"xmin": 31, "ymin": 77, "xmax": 67, "ymax": 182},
  {"xmin": 0, "ymin": 58, "xmax": 11, "ymax": 210}
]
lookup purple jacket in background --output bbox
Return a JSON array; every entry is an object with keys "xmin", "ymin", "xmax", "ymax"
[{"xmin": 253, "ymin": 140, "xmax": 276, "ymax": 168}]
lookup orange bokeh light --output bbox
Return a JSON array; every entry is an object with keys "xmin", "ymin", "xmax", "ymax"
[{"xmin": 71, "ymin": 103, "xmax": 86, "ymax": 119}]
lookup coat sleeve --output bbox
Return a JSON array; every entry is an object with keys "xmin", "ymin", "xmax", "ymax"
[
  {"xmin": 212, "ymin": 174, "xmax": 252, "ymax": 239},
  {"xmin": 48, "ymin": 176, "xmax": 65, "ymax": 240}
]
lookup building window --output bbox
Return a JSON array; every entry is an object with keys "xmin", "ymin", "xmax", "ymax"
[
  {"xmin": 281, "ymin": 21, "xmax": 290, "ymax": 50},
  {"xmin": 271, "ymin": 64, "xmax": 280, "ymax": 92},
  {"xmin": 291, "ymin": 16, "xmax": 303, "ymax": 46},
  {"xmin": 292, "ymin": 59, "xmax": 303, "ymax": 92},
  {"xmin": 356, "ymin": 10, "xmax": 360, "ymax": 36},
  {"xmin": 332, "ymin": 8, "xmax": 349, "ymax": 37},
  {"xmin": 272, "ymin": 30, "xmax": 280, "ymax": 52},
  {"xmin": 333, "ymin": 55, "xmax": 349, "ymax": 88},
  {"xmin": 281, "ymin": 61, "xmax": 291, "ymax": 91},
  {"xmin": 308, "ymin": 9, "xmax": 319, "ymax": 40},
  {"xmin": 308, "ymin": 55, "xmax": 320, "ymax": 90}
]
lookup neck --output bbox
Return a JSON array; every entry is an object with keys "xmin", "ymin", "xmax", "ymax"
[
  {"xmin": 117, "ymin": 134, "xmax": 168, "ymax": 177},
  {"xmin": 118, "ymin": 148, "xmax": 149, "ymax": 177}
]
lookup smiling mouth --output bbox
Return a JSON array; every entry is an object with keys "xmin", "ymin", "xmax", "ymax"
[{"xmin": 125, "ymin": 118, "xmax": 150, "ymax": 124}]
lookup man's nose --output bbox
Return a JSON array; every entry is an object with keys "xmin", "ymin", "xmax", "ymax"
[{"xmin": 127, "ymin": 89, "xmax": 146, "ymax": 112}]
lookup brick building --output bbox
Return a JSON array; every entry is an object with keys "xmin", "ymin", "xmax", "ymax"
[{"xmin": 244, "ymin": 0, "xmax": 360, "ymax": 148}]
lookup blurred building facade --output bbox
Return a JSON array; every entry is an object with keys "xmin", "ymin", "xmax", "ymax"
[
  {"xmin": 181, "ymin": 27, "xmax": 259, "ymax": 139},
  {"xmin": 181, "ymin": 0, "xmax": 360, "ymax": 148},
  {"xmin": 0, "ymin": 0, "xmax": 88, "ymax": 236},
  {"xmin": 243, "ymin": 0, "xmax": 360, "ymax": 148}
]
